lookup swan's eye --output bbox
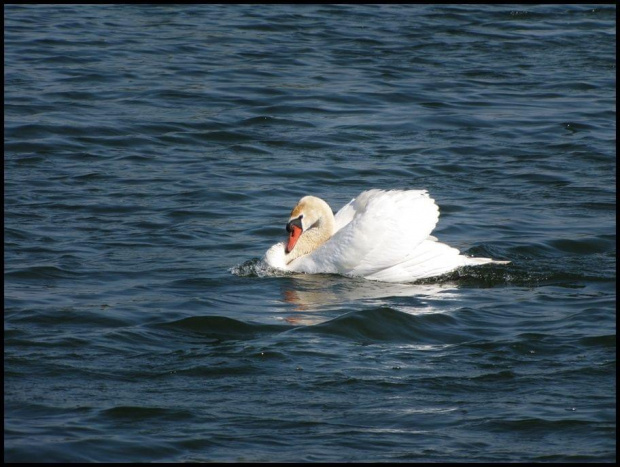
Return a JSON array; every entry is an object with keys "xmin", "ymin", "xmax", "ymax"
[{"xmin": 286, "ymin": 216, "xmax": 303, "ymax": 233}]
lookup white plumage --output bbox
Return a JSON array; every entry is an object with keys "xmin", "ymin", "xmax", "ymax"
[{"xmin": 264, "ymin": 189, "xmax": 508, "ymax": 283}]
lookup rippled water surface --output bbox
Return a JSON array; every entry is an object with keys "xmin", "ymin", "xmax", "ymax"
[{"xmin": 4, "ymin": 4, "xmax": 616, "ymax": 462}]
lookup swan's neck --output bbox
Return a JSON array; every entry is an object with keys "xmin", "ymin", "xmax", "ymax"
[{"xmin": 286, "ymin": 211, "xmax": 335, "ymax": 264}]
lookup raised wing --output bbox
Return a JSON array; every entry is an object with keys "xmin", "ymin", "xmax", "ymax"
[{"xmin": 308, "ymin": 189, "xmax": 441, "ymax": 277}]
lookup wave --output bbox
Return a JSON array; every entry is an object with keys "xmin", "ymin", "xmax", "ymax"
[
  {"xmin": 290, "ymin": 306, "xmax": 468, "ymax": 344},
  {"xmin": 100, "ymin": 406, "xmax": 194, "ymax": 422},
  {"xmin": 155, "ymin": 306, "xmax": 471, "ymax": 345},
  {"xmin": 4, "ymin": 265, "xmax": 80, "ymax": 280},
  {"xmin": 157, "ymin": 315, "xmax": 287, "ymax": 340}
]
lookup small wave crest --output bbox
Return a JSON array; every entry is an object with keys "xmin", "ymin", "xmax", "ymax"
[{"xmin": 229, "ymin": 258, "xmax": 291, "ymax": 279}]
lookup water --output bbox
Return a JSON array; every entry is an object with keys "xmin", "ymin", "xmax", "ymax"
[{"xmin": 4, "ymin": 4, "xmax": 616, "ymax": 462}]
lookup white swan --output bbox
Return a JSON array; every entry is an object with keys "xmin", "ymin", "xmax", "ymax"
[{"xmin": 264, "ymin": 189, "xmax": 508, "ymax": 283}]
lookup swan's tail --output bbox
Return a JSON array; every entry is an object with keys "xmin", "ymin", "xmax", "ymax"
[{"xmin": 363, "ymin": 240, "xmax": 509, "ymax": 283}]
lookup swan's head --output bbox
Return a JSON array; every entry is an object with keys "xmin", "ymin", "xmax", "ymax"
[{"xmin": 285, "ymin": 196, "xmax": 334, "ymax": 256}]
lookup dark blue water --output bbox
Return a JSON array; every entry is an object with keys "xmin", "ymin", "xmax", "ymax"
[{"xmin": 4, "ymin": 4, "xmax": 616, "ymax": 462}]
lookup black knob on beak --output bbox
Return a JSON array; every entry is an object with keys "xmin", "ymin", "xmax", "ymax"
[{"xmin": 286, "ymin": 216, "xmax": 303, "ymax": 233}]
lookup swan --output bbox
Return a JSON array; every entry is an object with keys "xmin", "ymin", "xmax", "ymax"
[{"xmin": 263, "ymin": 189, "xmax": 509, "ymax": 283}]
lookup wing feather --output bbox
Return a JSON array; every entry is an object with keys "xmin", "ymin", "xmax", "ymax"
[{"xmin": 304, "ymin": 189, "xmax": 440, "ymax": 276}]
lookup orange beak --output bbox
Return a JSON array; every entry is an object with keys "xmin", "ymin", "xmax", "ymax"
[{"xmin": 286, "ymin": 224, "xmax": 302, "ymax": 253}]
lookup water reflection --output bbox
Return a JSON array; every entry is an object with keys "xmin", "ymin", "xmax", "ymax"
[{"xmin": 278, "ymin": 273, "xmax": 461, "ymax": 325}]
